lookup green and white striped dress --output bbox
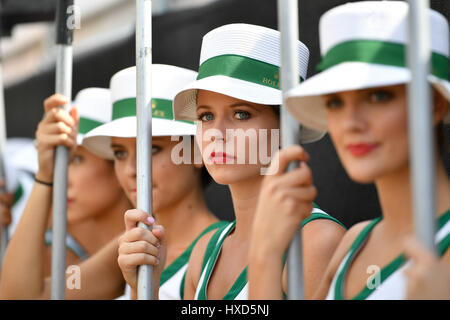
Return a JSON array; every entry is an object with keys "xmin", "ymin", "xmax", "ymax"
[
  {"xmin": 194, "ymin": 206, "xmax": 346, "ymax": 300},
  {"xmin": 159, "ymin": 220, "xmax": 228, "ymax": 300},
  {"xmin": 326, "ymin": 209, "xmax": 450, "ymax": 300}
]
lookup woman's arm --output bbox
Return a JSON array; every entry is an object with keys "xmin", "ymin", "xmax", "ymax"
[
  {"xmin": 248, "ymin": 146, "xmax": 316, "ymax": 300},
  {"xmin": 297, "ymin": 219, "xmax": 346, "ymax": 299},
  {"xmin": 0, "ymin": 94, "xmax": 78, "ymax": 299}
]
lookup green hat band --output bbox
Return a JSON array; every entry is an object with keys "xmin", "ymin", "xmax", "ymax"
[
  {"xmin": 197, "ymin": 54, "xmax": 304, "ymax": 90},
  {"xmin": 79, "ymin": 117, "xmax": 104, "ymax": 134},
  {"xmin": 317, "ymin": 39, "xmax": 449, "ymax": 80}
]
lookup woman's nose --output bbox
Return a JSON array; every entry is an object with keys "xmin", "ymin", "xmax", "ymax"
[
  {"xmin": 125, "ymin": 154, "xmax": 137, "ymax": 177},
  {"xmin": 342, "ymin": 102, "xmax": 368, "ymax": 132}
]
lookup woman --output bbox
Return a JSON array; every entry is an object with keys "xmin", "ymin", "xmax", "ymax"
[
  {"xmin": 0, "ymin": 88, "xmax": 132, "ymax": 299},
  {"xmin": 273, "ymin": 1, "xmax": 449, "ymax": 299},
  {"xmin": 84, "ymin": 64, "xmax": 225, "ymax": 300},
  {"xmin": 128, "ymin": 23, "xmax": 347, "ymax": 300},
  {"xmin": 41, "ymin": 88, "xmax": 132, "ymax": 273}
]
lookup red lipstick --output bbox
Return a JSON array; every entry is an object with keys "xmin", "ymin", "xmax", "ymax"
[
  {"xmin": 347, "ymin": 143, "xmax": 379, "ymax": 157},
  {"xmin": 210, "ymin": 151, "xmax": 235, "ymax": 164}
]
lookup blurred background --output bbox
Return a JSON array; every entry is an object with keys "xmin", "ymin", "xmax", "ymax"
[{"xmin": 1, "ymin": 0, "xmax": 449, "ymax": 228}]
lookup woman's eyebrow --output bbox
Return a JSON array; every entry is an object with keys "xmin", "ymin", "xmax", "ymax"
[
  {"xmin": 230, "ymin": 102, "xmax": 260, "ymax": 112},
  {"xmin": 110, "ymin": 143, "xmax": 124, "ymax": 149},
  {"xmin": 196, "ymin": 105, "xmax": 211, "ymax": 112}
]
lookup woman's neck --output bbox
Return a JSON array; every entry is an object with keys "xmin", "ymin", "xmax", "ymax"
[
  {"xmin": 154, "ymin": 184, "xmax": 217, "ymax": 250},
  {"xmin": 375, "ymin": 159, "xmax": 450, "ymax": 236},
  {"xmin": 227, "ymin": 175, "xmax": 264, "ymax": 243}
]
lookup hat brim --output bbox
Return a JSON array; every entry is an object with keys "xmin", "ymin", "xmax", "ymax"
[
  {"xmin": 286, "ymin": 62, "xmax": 450, "ymax": 132},
  {"xmin": 82, "ymin": 117, "xmax": 196, "ymax": 160},
  {"xmin": 173, "ymin": 75, "xmax": 326, "ymax": 143}
]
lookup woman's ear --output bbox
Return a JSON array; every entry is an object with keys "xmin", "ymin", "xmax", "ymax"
[{"xmin": 433, "ymin": 88, "xmax": 449, "ymax": 125}]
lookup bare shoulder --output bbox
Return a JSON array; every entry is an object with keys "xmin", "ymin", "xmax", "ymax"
[
  {"xmin": 302, "ymin": 217, "xmax": 346, "ymax": 249},
  {"xmin": 312, "ymin": 220, "xmax": 373, "ymax": 299},
  {"xmin": 330, "ymin": 220, "xmax": 373, "ymax": 264}
]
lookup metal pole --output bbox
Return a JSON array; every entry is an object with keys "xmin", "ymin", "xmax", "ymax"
[
  {"xmin": 406, "ymin": 0, "xmax": 436, "ymax": 252},
  {"xmin": 51, "ymin": 0, "xmax": 74, "ymax": 300},
  {"xmin": 136, "ymin": 0, "xmax": 154, "ymax": 300},
  {"xmin": 0, "ymin": 2, "xmax": 8, "ymax": 265},
  {"xmin": 278, "ymin": 0, "xmax": 304, "ymax": 300}
]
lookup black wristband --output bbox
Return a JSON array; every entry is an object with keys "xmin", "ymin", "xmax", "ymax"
[{"xmin": 34, "ymin": 176, "xmax": 53, "ymax": 187}]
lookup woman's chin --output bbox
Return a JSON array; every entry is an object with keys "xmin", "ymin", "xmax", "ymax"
[
  {"xmin": 207, "ymin": 165, "xmax": 261, "ymax": 185},
  {"xmin": 346, "ymin": 169, "xmax": 378, "ymax": 185}
]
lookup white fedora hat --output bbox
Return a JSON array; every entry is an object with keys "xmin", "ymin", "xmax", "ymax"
[
  {"xmin": 74, "ymin": 87, "xmax": 112, "ymax": 144},
  {"xmin": 172, "ymin": 23, "xmax": 325, "ymax": 143},
  {"xmin": 286, "ymin": 1, "xmax": 450, "ymax": 132},
  {"xmin": 82, "ymin": 64, "xmax": 198, "ymax": 160}
]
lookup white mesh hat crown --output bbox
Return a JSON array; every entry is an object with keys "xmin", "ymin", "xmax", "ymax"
[
  {"xmin": 82, "ymin": 64, "xmax": 198, "ymax": 160},
  {"xmin": 286, "ymin": 1, "xmax": 450, "ymax": 132},
  {"xmin": 74, "ymin": 87, "xmax": 112, "ymax": 144},
  {"xmin": 173, "ymin": 23, "xmax": 325, "ymax": 143}
]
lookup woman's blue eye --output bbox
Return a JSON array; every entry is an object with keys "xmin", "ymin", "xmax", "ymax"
[
  {"xmin": 113, "ymin": 150, "xmax": 127, "ymax": 160},
  {"xmin": 369, "ymin": 90, "xmax": 393, "ymax": 103},
  {"xmin": 325, "ymin": 97, "xmax": 343, "ymax": 109},
  {"xmin": 198, "ymin": 112, "xmax": 214, "ymax": 122},
  {"xmin": 234, "ymin": 110, "xmax": 251, "ymax": 120}
]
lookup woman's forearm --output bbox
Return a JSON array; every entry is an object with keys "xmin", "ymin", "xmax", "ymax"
[
  {"xmin": 248, "ymin": 246, "xmax": 284, "ymax": 300},
  {"xmin": 0, "ymin": 182, "xmax": 52, "ymax": 299}
]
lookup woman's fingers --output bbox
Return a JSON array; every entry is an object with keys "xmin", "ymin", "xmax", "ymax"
[
  {"xmin": 277, "ymin": 185, "xmax": 318, "ymax": 204},
  {"xmin": 43, "ymin": 94, "xmax": 69, "ymax": 113},
  {"xmin": 38, "ymin": 122, "xmax": 73, "ymax": 136},
  {"xmin": 118, "ymin": 252, "xmax": 160, "ymax": 272},
  {"xmin": 0, "ymin": 202, "xmax": 12, "ymax": 225},
  {"xmin": 152, "ymin": 224, "xmax": 165, "ymax": 243},
  {"xmin": 37, "ymin": 133, "xmax": 76, "ymax": 150},
  {"xmin": 275, "ymin": 161, "xmax": 314, "ymax": 188},
  {"xmin": 266, "ymin": 145, "xmax": 310, "ymax": 177},
  {"xmin": 118, "ymin": 240, "xmax": 159, "ymax": 257},
  {"xmin": 0, "ymin": 190, "xmax": 13, "ymax": 226},
  {"xmin": 124, "ymin": 209, "xmax": 154, "ymax": 231},
  {"xmin": 404, "ymin": 237, "xmax": 439, "ymax": 266},
  {"xmin": 43, "ymin": 107, "xmax": 76, "ymax": 128},
  {"xmin": 0, "ymin": 192, "xmax": 14, "ymax": 207},
  {"xmin": 119, "ymin": 227, "xmax": 159, "ymax": 246}
]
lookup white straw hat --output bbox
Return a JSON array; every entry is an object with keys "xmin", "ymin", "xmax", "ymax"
[
  {"xmin": 173, "ymin": 23, "xmax": 325, "ymax": 143},
  {"xmin": 82, "ymin": 64, "xmax": 198, "ymax": 160},
  {"xmin": 286, "ymin": 1, "xmax": 450, "ymax": 132},
  {"xmin": 74, "ymin": 87, "xmax": 112, "ymax": 144}
]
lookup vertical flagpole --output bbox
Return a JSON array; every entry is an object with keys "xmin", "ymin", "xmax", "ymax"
[
  {"xmin": 0, "ymin": 1, "xmax": 8, "ymax": 268},
  {"xmin": 406, "ymin": 0, "xmax": 436, "ymax": 252},
  {"xmin": 51, "ymin": 0, "xmax": 74, "ymax": 300},
  {"xmin": 278, "ymin": 0, "xmax": 304, "ymax": 300},
  {"xmin": 136, "ymin": 0, "xmax": 154, "ymax": 300}
]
